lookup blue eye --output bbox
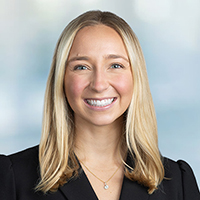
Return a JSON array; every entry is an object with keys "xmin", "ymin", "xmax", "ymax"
[
  {"xmin": 74, "ymin": 65, "xmax": 87, "ymax": 70},
  {"xmin": 110, "ymin": 64, "xmax": 122, "ymax": 69}
]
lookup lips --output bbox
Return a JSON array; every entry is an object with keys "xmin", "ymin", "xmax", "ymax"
[{"xmin": 86, "ymin": 98, "xmax": 115, "ymax": 107}]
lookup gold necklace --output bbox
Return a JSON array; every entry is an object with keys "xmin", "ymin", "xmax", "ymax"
[{"xmin": 80, "ymin": 160, "xmax": 120, "ymax": 190}]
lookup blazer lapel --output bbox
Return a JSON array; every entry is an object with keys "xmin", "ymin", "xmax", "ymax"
[
  {"xmin": 119, "ymin": 153, "xmax": 150, "ymax": 200},
  {"xmin": 119, "ymin": 176, "xmax": 150, "ymax": 200},
  {"xmin": 59, "ymin": 169, "xmax": 98, "ymax": 200},
  {"xmin": 59, "ymin": 153, "xmax": 150, "ymax": 200},
  {"xmin": 59, "ymin": 170, "xmax": 150, "ymax": 200}
]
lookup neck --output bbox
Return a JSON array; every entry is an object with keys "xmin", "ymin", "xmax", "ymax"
[{"xmin": 74, "ymin": 117, "xmax": 124, "ymax": 166}]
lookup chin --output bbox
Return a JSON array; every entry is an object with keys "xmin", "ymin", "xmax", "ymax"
[{"xmin": 88, "ymin": 116, "xmax": 123, "ymax": 127}]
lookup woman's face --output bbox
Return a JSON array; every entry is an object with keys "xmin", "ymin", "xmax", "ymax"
[{"xmin": 64, "ymin": 25, "xmax": 133, "ymax": 127}]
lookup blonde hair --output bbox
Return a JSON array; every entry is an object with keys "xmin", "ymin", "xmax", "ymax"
[{"xmin": 36, "ymin": 10, "xmax": 164, "ymax": 194}]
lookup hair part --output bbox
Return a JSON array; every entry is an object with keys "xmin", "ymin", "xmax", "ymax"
[{"xmin": 36, "ymin": 10, "xmax": 164, "ymax": 194}]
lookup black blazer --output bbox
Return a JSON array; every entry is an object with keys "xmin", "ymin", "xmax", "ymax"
[{"xmin": 0, "ymin": 146, "xmax": 199, "ymax": 200}]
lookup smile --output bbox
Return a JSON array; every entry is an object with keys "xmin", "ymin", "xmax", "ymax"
[{"xmin": 86, "ymin": 98, "xmax": 115, "ymax": 107}]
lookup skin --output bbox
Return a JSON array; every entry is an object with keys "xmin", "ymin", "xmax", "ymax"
[
  {"xmin": 65, "ymin": 25, "xmax": 133, "ymax": 128},
  {"xmin": 64, "ymin": 25, "xmax": 133, "ymax": 200}
]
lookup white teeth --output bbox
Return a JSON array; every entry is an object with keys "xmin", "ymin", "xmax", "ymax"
[{"xmin": 86, "ymin": 98, "xmax": 114, "ymax": 107}]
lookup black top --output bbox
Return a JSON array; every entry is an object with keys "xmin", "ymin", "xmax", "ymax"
[{"xmin": 0, "ymin": 146, "xmax": 199, "ymax": 200}]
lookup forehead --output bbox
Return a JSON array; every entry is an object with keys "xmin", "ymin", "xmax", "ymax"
[
  {"xmin": 69, "ymin": 25, "xmax": 128, "ymax": 58},
  {"xmin": 76, "ymin": 24, "xmax": 119, "ymax": 38}
]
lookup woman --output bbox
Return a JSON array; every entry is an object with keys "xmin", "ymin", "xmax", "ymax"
[{"xmin": 0, "ymin": 10, "xmax": 199, "ymax": 200}]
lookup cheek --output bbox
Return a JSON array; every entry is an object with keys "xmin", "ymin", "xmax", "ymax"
[
  {"xmin": 114, "ymin": 73, "xmax": 133, "ymax": 97},
  {"xmin": 64, "ymin": 74, "xmax": 87, "ymax": 103}
]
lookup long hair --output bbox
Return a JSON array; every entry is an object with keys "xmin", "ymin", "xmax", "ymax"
[{"xmin": 36, "ymin": 10, "xmax": 164, "ymax": 194}]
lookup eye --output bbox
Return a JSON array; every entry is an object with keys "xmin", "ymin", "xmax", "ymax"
[
  {"xmin": 74, "ymin": 65, "xmax": 88, "ymax": 70},
  {"xmin": 110, "ymin": 64, "xmax": 123, "ymax": 69}
]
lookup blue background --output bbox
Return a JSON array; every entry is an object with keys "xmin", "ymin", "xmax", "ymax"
[{"xmin": 0, "ymin": 0, "xmax": 199, "ymax": 187}]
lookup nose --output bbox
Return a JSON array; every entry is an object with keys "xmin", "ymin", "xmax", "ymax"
[{"xmin": 90, "ymin": 69, "xmax": 109, "ymax": 92}]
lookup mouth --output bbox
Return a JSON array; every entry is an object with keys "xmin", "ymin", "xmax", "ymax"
[{"xmin": 85, "ymin": 98, "xmax": 116, "ymax": 107}]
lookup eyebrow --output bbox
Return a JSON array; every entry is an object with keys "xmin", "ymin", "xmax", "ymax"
[
  {"xmin": 67, "ymin": 56, "xmax": 90, "ymax": 64},
  {"xmin": 104, "ymin": 54, "xmax": 129, "ymax": 63},
  {"xmin": 67, "ymin": 54, "xmax": 129, "ymax": 64}
]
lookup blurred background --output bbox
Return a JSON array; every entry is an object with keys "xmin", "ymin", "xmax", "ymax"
[{"xmin": 0, "ymin": 0, "xmax": 199, "ymax": 187}]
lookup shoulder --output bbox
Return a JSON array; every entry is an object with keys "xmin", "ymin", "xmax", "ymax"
[
  {"xmin": 163, "ymin": 157, "xmax": 188, "ymax": 179},
  {"xmin": 0, "ymin": 145, "xmax": 39, "ymax": 173},
  {"xmin": 8, "ymin": 145, "xmax": 40, "ymax": 183},
  {"xmin": 163, "ymin": 157, "xmax": 198, "ymax": 184},
  {"xmin": 0, "ymin": 146, "xmax": 40, "ymax": 198},
  {"xmin": 8, "ymin": 145, "xmax": 39, "ymax": 166},
  {"xmin": 4, "ymin": 145, "xmax": 39, "ymax": 176},
  {"xmin": 156, "ymin": 157, "xmax": 200, "ymax": 199},
  {"xmin": 0, "ymin": 153, "xmax": 12, "ymax": 169},
  {"xmin": 0, "ymin": 154, "xmax": 14, "ymax": 199}
]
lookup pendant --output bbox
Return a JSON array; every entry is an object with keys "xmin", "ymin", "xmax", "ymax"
[{"xmin": 104, "ymin": 182, "xmax": 109, "ymax": 190}]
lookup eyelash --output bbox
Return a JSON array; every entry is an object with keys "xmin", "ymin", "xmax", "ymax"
[
  {"xmin": 110, "ymin": 63, "xmax": 124, "ymax": 69},
  {"xmin": 73, "ymin": 63, "xmax": 124, "ymax": 71},
  {"xmin": 73, "ymin": 65, "xmax": 88, "ymax": 70}
]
